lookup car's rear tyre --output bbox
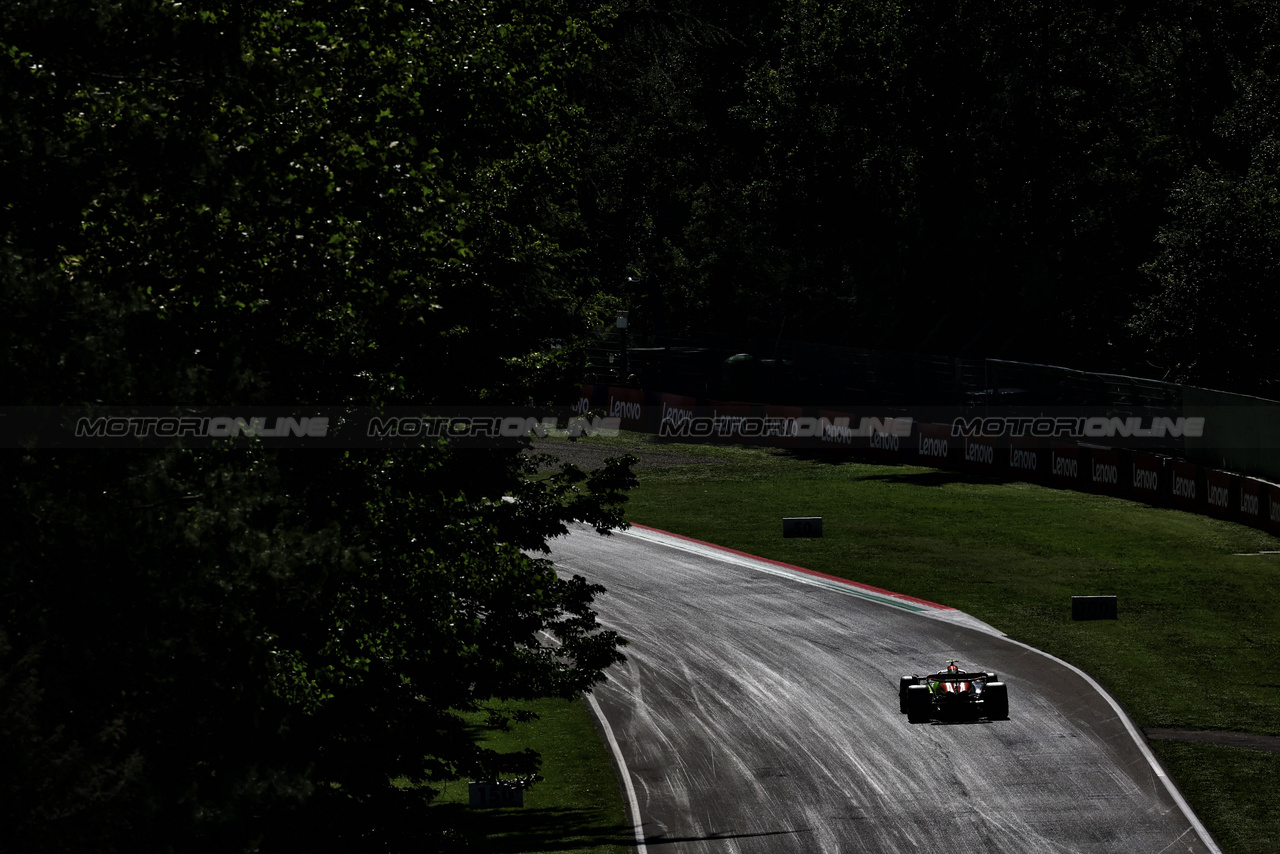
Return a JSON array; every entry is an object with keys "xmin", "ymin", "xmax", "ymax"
[
  {"xmin": 984, "ymin": 682, "xmax": 1009, "ymax": 719},
  {"xmin": 906, "ymin": 685, "xmax": 931, "ymax": 723},
  {"xmin": 898, "ymin": 676, "xmax": 916, "ymax": 713}
]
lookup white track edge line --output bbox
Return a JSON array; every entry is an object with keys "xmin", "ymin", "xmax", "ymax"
[
  {"xmin": 996, "ymin": 634, "xmax": 1222, "ymax": 854},
  {"xmin": 537, "ymin": 629, "xmax": 648, "ymax": 854},
  {"xmin": 615, "ymin": 524, "xmax": 1223, "ymax": 854},
  {"xmin": 583, "ymin": 690, "xmax": 649, "ymax": 854}
]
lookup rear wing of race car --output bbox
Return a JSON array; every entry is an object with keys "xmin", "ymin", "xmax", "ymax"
[{"xmin": 915, "ymin": 670, "xmax": 993, "ymax": 681}]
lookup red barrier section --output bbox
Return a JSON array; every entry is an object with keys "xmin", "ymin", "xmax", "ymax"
[
  {"xmin": 1086, "ymin": 447, "xmax": 1122, "ymax": 496},
  {"xmin": 1205, "ymin": 469, "xmax": 1234, "ymax": 519},
  {"xmin": 574, "ymin": 384, "xmax": 599, "ymax": 415},
  {"xmin": 1169, "ymin": 460, "xmax": 1201, "ymax": 512},
  {"xmin": 705, "ymin": 400, "xmax": 754, "ymax": 443},
  {"xmin": 961, "ymin": 433, "xmax": 1000, "ymax": 475},
  {"xmin": 917, "ymin": 423, "xmax": 952, "ymax": 468},
  {"xmin": 1007, "ymin": 436, "xmax": 1042, "ymax": 482},
  {"xmin": 855, "ymin": 414, "xmax": 906, "ymax": 460},
  {"xmin": 1049, "ymin": 443, "xmax": 1082, "ymax": 488},
  {"xmin": 606, "ymin": 386, "xmax": 646, "ymax": 431},
  {"xmin": 817, "ymin": 410, "xmax": 858, "ymax": 452},
  {"xmin": 1238, "ymin": 477, "xmax": 1263, "ymax": 527},
  {"xmin": 868, "ymin": 420, "xmax": 904, "ymax": 463},
  {"xmin": 1129, "ymin": 452, "xmax": 1164, "ymax": 506},
  {"xmin": 762, "ymin": 404, "xmax": 804, "ymax": 448},
  {"xmin": 658, "ymin": 393, "xmax": 696, "ymax": 434}
]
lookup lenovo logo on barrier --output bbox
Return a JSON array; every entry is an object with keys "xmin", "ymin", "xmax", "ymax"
[
  {"xmin": 1132, "ymin": 466, "xmax": 1158, "ymax": 491},
  {"xmin": 822, "ymin": 420, "xmax": 853, "ymax": 444},
  {"xmin": 870, "ymin": 431, "xmax": 900, "ymax": 451},
  {"xmin": 965, "ymin": 441, "xmax": 994, "ymax": 464},
  {"xmin": 767, "ymin": 416, "xmax": 801, "ymax": 438},
  {"xmin": 1092, "ymin": 461, "xmax": 1119, "ymax": 484},
  {"xmin": 920, "ymin": 436, "xmax": 949, "ymax": 458},
  {"xmin": 1242, "ymin": 493, "xmax": 1260, "ymax": 516},
  {"xmin": 1209, "ymin": 484, "xmax": 1229, "ymax": 509},
  {"xmin": 1172, "ymin": 473, "xmax": 1196, "ymax": 499},
  {"xmin": 1009, "ymin": 448, "xmax": 1037, "ymax": 471},
  {"xmin": 1052, "ymin": 454, "xmax": 1079, "ymax": 478},
  {"xmin": 610, "ymin": 399, "xmax": 643, "ymax": 421},
  {"xmin": 661, "ymin": 405, "xmax": 693, "ymax": 426}
]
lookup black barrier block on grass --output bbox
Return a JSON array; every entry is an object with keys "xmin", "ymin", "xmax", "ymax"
[
  {"xmin": 783, "ymin": 517, "xmax": 823, "ymax": 538},
  {"xmin": 1072, "ymin": 595, "xmax": 1118, "ymax": 621}
]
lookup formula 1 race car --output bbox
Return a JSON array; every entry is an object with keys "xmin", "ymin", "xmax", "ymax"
[{"xmin": 898, "ymin": 660, "xmax": 1008, "ymax": 723}]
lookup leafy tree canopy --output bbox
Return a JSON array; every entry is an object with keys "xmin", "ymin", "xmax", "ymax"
[
  {"xmin": 580, "ymin": 0, "xmax": 1280, "ymax": 393},
  {"xmin": 1, "ymin": 1, "xmax": 633, "ymax": 851}
]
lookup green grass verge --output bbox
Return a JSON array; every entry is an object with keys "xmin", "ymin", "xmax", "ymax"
[
  {"xmin": 547, "ymin": 432, "xmax": 1280, "ymax": 854},
  {"xmin": 430, "ymin": 696, "xmax": 633, "ymax": 854},
  {"xmin": 1149, "ymin": 742, "xmax": 1280, "ymax": 854}
]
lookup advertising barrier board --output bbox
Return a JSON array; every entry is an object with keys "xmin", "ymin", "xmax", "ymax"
[
  {"xmin": 1238, "ymin": 477, "xmax": 1263, "ymax": 527},
  {"xmin": 917, "ymin": 422, "xmax": 952, "ymax": 468},
  {"xmin": 1129, "ymin": 452, "xmax": 1164, "ymax": 506},
  {"xmin": 1269, "ymin": 484, "xmax": 1280, "ymax": 534},
  {"xmin": 961, "ymin": 432, "xmax": 1000, "ymax": 475},
  {"xmin": 704, "ymin": 400, "xmax": 755, "ymax": 443},
  {"xmin": 1203, "ymin": 469, "xmax": 1234, "ymax": 519},
  {"xmin": 868, "ymin": 420, "xmax": 905, "ymax": 462},
  {"xmin": 659, "ymin": 393, "xmax": 697, "ymax": 434},
  {"xmin": 817, "ymin": 410, "xmax": 859, "ymax": 452},
  {"xmin": 1007, "ymin": 436, "xmax": 1043, "ymax": 482},
  {"xmin": 762, "ymin": 404, "xmax": 805, "ymax": 449},
  {"xmin": 1169, "ymin": 460, "xmax": 1201, "ymax": 512},
  {"xmin": 1049, "ymin": 443, "xmax": 1082, "ymax": 489},
  {"xmin": 1086, "ymin": 446, "xmax": 1122, "ymax": 496},
  {"xmin": 606, "ymin": 386, "xmax": 646, "ymax": 431}
]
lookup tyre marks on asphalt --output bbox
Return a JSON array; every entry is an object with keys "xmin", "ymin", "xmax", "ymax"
[{"xmin": 552, "ymin": 524, "xmax": 1218, "ymax": 853}]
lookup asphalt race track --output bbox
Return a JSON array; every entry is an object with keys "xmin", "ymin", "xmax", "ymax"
[{"xmin": 547, "ymin": 523, "xmax": 1219, "ymax": 854}]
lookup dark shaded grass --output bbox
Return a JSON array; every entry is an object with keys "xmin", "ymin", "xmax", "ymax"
[{"xmin": 431, "ymin": 697, "xmax": 633, "ymax": 854}]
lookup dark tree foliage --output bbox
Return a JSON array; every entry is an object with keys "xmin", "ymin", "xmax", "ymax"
[
  {"xmin": 579, "ymin": 0, "xmax": 1280, "ymax": 392},
  {"xmin": 1132, "ymin": 4, "xmax": 1280, "ymax": 390},
  {"xmin": 1135, "ymin": 143, "xmax": 1280, "ymax": 389},
  {"xmin": 1, "ymin": 1, "xmax": 633, "ymax": 851},
  {"xmin": 569, "ymin": 0, "xmax": 786, "ymax": 344}
]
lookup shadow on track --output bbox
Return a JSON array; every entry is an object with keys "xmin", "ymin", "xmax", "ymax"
[
  {"xmin": 441, "ymin": 804, "xmax": 637, "ymax": 852},
  {"xmin": 645, "ymin": 827, "xmax": 813, "ymax": 846}
]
